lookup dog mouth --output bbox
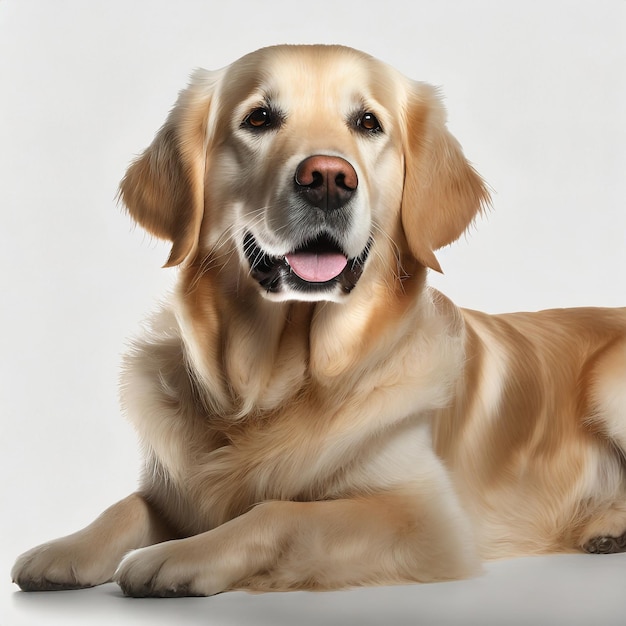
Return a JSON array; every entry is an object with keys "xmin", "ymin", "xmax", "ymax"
[{"xmin": 243, "ymin": 232, "xmax": 372, "ymax": 296}]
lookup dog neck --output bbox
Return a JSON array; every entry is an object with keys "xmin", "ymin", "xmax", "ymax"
[{"xmin": 175, "ymin": 250, "xmax": 430, "ymax": 420}]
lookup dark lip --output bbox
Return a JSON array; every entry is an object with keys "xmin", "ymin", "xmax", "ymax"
[{"xmin": 243, "ymin": 232, "xmax": 372, "ymax": 295}]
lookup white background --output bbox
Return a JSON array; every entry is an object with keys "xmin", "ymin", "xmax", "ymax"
[{"xmin": 1, "ymin": 1, "xmax": 625, "ymax": 624}]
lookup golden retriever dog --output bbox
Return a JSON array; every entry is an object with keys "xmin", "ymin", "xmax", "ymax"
[{"xmin": 12, "ymin": 45, "xmax": 626, "ymax": 597}]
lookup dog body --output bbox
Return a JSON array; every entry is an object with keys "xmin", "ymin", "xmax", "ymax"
[{"xmin": 13, "ymin": 45, "xmax": 626, "ymax": 596}]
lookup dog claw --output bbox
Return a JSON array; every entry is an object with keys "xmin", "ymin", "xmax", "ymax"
[{"xmin": 120, "ymin": 580, "xmax": 201, "ymax": 598}]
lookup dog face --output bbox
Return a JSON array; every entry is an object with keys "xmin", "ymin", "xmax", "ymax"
[
  {"xmin": 120, "ymin": 45, "xmax": 489, "ymax": 302},
  {"xmin": 213, "ymin": 47, "xmax": 402, "ymax": 302}
]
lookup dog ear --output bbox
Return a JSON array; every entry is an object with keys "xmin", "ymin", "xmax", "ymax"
[
  {"xmin": 401, "ymin": 83, "xmax": 490, "ymax": 273},
  {"xmin": 119, "ymin": 69, "xmax": 219, "ymax": 267}
]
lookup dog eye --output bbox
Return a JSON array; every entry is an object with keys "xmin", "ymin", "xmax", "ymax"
[
  {"xmin": 245, "ymin": 108, "xmax": 272, "ymax": 129},
  {"xmin": 357, "ymin": 112, "xmax": 382, "ymax": 133}
]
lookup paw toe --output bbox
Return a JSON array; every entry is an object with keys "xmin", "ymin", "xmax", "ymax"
[{"xmin": 15, "ymin": 577, "xmax": 92, "ymax": 592}]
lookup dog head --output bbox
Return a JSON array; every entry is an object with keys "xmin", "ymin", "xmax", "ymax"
[{"xmin": 120, "ymin": 45, "xmax": 489, "ymax": 302}]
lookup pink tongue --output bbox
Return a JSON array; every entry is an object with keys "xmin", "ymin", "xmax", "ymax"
[{"xmin": 285, "ymin": 251, "xmax": 348, "ymax": 283}]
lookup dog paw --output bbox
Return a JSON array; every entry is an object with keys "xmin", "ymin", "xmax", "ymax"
[
  {"xmin": 12, "ymin": 539, "xmax": 114, "ymax": 592},
  {"xmin": 114, "ymin": 541, "xmax": 221, "ymax": 598},
  {"xmin": 583, "ymin": 532, "xmax": 626, "ymax": 554}
]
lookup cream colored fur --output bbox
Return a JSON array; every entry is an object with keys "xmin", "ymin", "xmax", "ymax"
[{"xmin": 12, "ymin": 45, "xmax": 626, "ymax": 597}]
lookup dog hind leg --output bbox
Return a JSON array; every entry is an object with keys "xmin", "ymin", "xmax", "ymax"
[{"xmin": 581, "ymin": 337, "xmax": 626, "ymax": 554}]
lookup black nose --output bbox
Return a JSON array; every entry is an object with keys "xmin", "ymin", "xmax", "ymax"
[{"xmin": 295, "ymin": 155, "xmax": 358, "ymax": 211}]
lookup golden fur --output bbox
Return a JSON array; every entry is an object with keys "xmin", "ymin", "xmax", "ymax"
[{"xmin": 12, "ymin": 45, "xmax": 626, "ymax": 597}]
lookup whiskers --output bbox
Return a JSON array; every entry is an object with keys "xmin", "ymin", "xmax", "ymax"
[
  {"xmin": 370, "ymin": 222, "xmax": 409, "ymax": 294},
  {"xmin": 183, "ymin": 203, "xmax": 412, "ymax": 303},
  {"xmin": 184, "ymin": 208, "xmax": 268, "ymax": 294}
]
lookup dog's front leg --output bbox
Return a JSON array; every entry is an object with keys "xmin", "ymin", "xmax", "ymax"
[
  {"xmin": 12, "ymin": 493, "xmax": 172, "ymax": 591},
  {"xmin": 115, "ymin": 489, "xmax": 479, "ymax": 597}
]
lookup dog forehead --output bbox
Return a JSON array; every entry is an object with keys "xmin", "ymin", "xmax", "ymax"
[
  {"xmin": 221, "ymin": 45, "xmax": 397, "ymax": 112},
  {"xmin": 264, "ymin": 46, "xmax": 370, "ymax": 88}
]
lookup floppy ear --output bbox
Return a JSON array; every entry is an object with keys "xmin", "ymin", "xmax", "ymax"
[
  {"xmin": 401, "ymin": 83, "xmax": 490, "ymax": 273},
  {"xmin": 119, "ymin": 69, "xmax": 218, "ymax": 267}
]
